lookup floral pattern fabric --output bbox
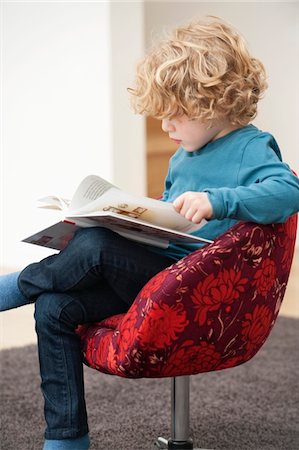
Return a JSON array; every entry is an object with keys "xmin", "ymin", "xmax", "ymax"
[{"xmin": 76, "ymin": 216, "xmax": 297, "ymax": 378}]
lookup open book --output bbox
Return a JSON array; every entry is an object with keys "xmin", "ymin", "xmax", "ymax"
[{"xmin": 22, "ymin": 175, "xmax": 212, "ymax": 251}]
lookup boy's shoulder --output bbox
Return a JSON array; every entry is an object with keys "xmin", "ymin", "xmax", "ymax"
[
  {"xmin": 231, "ymin": 124, "xmax": 273, "ymax": 143},
  {"xmin": 217, "ymin": 124, "xmax": 282, "ymax": 161},
  {"xmin": 242, "ymin": 124, "xmax": 273, "ymax": 140},
  {"xmin": 241, "ymin": 125, "xmax": 281, "ymax": 160}
]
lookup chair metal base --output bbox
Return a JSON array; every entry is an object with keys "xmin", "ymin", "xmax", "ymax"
[
  {"xmin": 155, "ymin": 436, "xmax": 193, "ymax": 449},
  {"xmin": 155, "ymin": 437, "xmax": 210, "ymax": 450}
]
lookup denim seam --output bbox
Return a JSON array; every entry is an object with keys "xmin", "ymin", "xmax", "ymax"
[
  {"xmin": 60, "ymin": 309, "xmax": 73, "ymax": 432},
  {"xmin": 58, "ymin": 294, "xmax": 82, "ymax": 433},
  {"xmin": 41, "ymin": 294, "xmax": 87, "ymax": 439}
]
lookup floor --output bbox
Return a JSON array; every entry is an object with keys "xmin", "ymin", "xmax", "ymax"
[{"xmin": 1, "ymin": 250, "xmax": 298, "ymax": 350}]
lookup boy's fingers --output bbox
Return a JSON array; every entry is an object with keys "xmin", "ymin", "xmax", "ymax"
[
  {"xmin": 185, "ymin": 206, "xmax": 197, "ymax": 221},
  {"xmin": 173, "ymin": 194, "xmax": 185, "ymax": 211},
  {"xmin": 191, "ymin": 210, "xmax": 204, "ymax": 223}
]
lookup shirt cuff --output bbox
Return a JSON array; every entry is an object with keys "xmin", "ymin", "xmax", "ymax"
[{"xmin": 204, "ymin": 188, "xmax": 226, "ymax": 220}]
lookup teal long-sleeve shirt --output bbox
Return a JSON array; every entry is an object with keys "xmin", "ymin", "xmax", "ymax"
[{"xmin": 148, "ymin": 124, "xmax": 299, "ymax": 261}]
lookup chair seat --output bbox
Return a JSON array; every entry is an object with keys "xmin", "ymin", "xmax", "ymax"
[{"xmin": 76, "ymin": 217, "xmax": 297, "ymax": 379}]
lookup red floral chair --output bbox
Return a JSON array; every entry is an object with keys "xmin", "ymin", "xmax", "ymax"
[{"xmin": 76, "ymin": 216, "xmax": 297, "ymax": 449}]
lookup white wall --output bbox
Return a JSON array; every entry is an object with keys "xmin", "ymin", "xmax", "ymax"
[
  {"xmin": 110, "ymin": 2, "xmax": 146, "ymax": 195},
  {"xmin": 1, "ymin": 1, "xmax": 145, "ymax": 272}
]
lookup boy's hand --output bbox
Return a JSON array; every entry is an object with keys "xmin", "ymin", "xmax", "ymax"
[{"xmin": 173, "ymin": 192, "xmax": 213, "ymax": 223}]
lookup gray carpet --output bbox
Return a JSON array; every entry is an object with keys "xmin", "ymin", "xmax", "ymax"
[{"xmin": 0, "ymin": 315, "xmax": 299, "ymax": 450}]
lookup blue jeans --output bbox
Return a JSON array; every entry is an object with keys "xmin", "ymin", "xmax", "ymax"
[{"xmin": 18, "ymin": 227, "xmax": 175, "ymax": 440}]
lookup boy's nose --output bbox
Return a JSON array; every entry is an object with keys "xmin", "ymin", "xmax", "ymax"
[{"xmin": 161, "ymin": 119, "xmax": 175, "ymax": 133}]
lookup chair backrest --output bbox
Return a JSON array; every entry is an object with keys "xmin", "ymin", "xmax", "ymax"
[{"xmin": 77, "ymin": 215, "xmax": 297, "ymax": 378}]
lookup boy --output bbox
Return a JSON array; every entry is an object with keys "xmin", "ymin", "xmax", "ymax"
[{"xmin": 1, "ymin": 16, "xmax": 299, "ymax": 450}]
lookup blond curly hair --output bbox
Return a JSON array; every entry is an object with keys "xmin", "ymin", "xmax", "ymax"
[{"xmin": 128, "ymin": 16, "xmax": 267, "ymax": 126}]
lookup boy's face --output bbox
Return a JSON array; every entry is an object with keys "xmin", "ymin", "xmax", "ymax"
[{"xmin": 161, "ymin": 115, "xmax": 227, "ymax": 152}]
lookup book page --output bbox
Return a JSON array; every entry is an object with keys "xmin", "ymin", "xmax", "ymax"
[
  {"xmin": 38, "ymin": 196, "xmax": 70, "ymax": 211},
  {"xmin": 68, "ymin": 175, "xmax": 115, "ymax": 213}
]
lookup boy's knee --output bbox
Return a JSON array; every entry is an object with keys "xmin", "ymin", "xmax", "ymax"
[
  {"xmin": 74, "ymin": 226, "xmax": 114, "ymax": 240},
  {"xmin": 34, "ymin": 293, "xmax": 84, "ymax": 331},
  {"xmin": 34, "ymin": 293, "xmax": 63, "ymax": 328},
  {"xmin": 71, "ymin": 226, "xmax": 116, "ymax": 253}
]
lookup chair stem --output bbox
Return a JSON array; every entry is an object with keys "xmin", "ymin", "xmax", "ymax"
[{"xmin": 169, "ymin": 376, "xmax": 193, "ymax": 449}]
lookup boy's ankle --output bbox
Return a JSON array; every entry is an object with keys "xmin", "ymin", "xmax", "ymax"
[{"xmin": 43, "ymin": 433, "xmax": 90, "ymax": 450}]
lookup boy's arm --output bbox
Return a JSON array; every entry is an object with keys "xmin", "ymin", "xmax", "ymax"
[
  {"xmin": 206, "ymin": 177, "xmax": 299, "ymax": 223},
  {"xmin": 204, "ymin": 137, "xmax": 299, "ymax": 224}
]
